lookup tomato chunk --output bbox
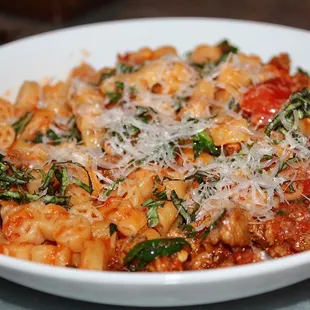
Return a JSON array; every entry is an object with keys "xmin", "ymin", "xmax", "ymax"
[
  {"xmin": 301, "ymin": 180, "xmax": 310, "ymax": 196},
  {"xmin": 241, "ymin": 78, "xmax": 292, "ymax": 125}
]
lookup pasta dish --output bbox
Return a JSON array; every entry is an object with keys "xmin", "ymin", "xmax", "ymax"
[{"xmin": 0, "ymin": 41, "xmax": 309, "ymax": 272}]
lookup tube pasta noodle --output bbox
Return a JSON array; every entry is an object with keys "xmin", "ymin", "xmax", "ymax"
[
  {"xmin": 157, "ymin": 201, "xmax": 178, "ymax": 234},
  {"xmin": 0, "ymin": 124, "xmax": 15, "ymax": 149},
  {"xmin": 0, "ymin": 41, "xmax": 309, "ymax": 272},
  {"xmin": 15, "ymin": 81, "xmax": 40, "ymax": 117},
  {"xmin": 0, "ymin": 98, "xmax": 14, "ymax": 124}
]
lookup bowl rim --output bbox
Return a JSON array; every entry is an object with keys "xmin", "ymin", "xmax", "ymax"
[
  {"xmin": 0, "ymin": 17, "xmax": 309, "ymax": 285},
  {"xmin": 0, "ymin": 250, "xmax": 310, "ymax": 285}
]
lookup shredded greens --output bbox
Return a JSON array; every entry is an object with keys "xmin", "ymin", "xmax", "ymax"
[
  {"xmin": 142, "ymin": 198, "xmax": 165, "ymax": 228},
  {"xmin": 109, "ymin": 223, "xmax": 118, "ymax": 236},
  {"xmin": 101, "ymin": 177, "xmax": 125, "ymax": 199},
  {"xmin": 124, "ymin": 238, "xmax": 189, "ymax": 271},
  {"xmin": 193, "ymin": 131, "xmax": 220, "ymax": 157},
  {"xmin": 171, "ymin": 190, "xmax": 191, "ymax": 223},
  {"xmin": 12, "ymin": 112, "xmax": 33, "ymax": 135},
  {"xmin": 265, "ymin": 88, "xmax": 310, "ymax": 136}
]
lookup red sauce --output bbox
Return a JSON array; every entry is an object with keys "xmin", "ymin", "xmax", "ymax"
[
  {"xmin": 233, "ymin": 248, "xmax": 255, "ymax": 265},
  {"xmin": 241, "ymin": 77, "xmax": 292, "ymax": 126}
]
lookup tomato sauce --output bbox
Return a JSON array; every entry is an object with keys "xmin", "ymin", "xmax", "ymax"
[{"xmin": 241, "ymin": 77, "xmax": 292, "ymax": 126}]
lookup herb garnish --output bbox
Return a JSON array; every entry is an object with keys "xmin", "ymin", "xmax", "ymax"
[
  {"xmin": 142, "ymin": 198, "xmax": 165, "ymax": 228},
  {"xmin": 31, "ymin": 116, "xmax": 82, "ymax": 145},
  {"xmin": 106, "ymin": 81, "xmax": 125, "ymax": 103},
  {"xmin": 200, "ymin": 209, "xmax": 227, "ymax": 239},
  {"xmin": 193, "ymin": 131, "xmax": 220, "ymax": 157},
  {"xmin": 124, "ymin": 238, "xmax": 190, "ymax": 271},
  {"xmin": 12, "ymin": 112, "xmax": 33, "ymax": 135},
  {"xmin": 135, "ymin": 106, "xmax": 157, "ymax": 123},
  {"xmin": 0, "ymin": 190, "xmax": 69, "ymax": 206},
  {"xmin": 276, "ymin": 210, "xmax": 289, "ymax": 216},
  {"xmin": 40, "ymin": 161, "xmax": 93, "ymax": 197},
  {"xmin": 297, "ymin": 67, "xmax": 309, "ymax": 77},
  {"xmin": 265, "ymin": 88, "xmax": 310, "ymax": 136},
  {"xmin": 118, "ymin": 63, "xmax": 136, "ymax": 74},
  {"xmin": 171, "ymin": 190, "xmax": 191, "ymax": 223},
  {"xmin": 215, "ymin": 39, "xmax": 239, "ymax": 65},
  {"xmin": 109, "ymin": 223, "xmax": 118, "ymax": 236},
  {"xmin": 101, "ymin": 177, "xmax": 125, "ymax": 199},
  {"xmin": 0, "ymin": 156, "xmax": 34, "ymax": 190},
  {"xmin": 98, "ymin": 70, "xmax": 115, "ymax": 84}
]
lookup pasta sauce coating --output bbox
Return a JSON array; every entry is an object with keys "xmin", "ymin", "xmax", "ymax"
[{"xmin": 0, "ymin": 40, "xmax": 309, "ymax": 272}]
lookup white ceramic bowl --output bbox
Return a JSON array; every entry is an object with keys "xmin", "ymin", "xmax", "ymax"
[{"xmin": 0, "ymin": 18, "xmax": 310, "ymax": 307}]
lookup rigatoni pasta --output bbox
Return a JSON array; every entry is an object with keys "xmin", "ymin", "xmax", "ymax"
[{"xmin": 0, "ymin": 40, "xmax": 310, "ymax": 272}]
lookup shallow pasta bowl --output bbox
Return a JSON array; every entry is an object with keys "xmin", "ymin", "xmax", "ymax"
[{"xmin": 0, "ymin": 17, "xmax": 310, "ymax": 307}]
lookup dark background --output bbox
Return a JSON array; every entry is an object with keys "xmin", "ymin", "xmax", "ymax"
[{"xmin": 0, "ymin": 0, "xmax": 309, "ymax": 44}]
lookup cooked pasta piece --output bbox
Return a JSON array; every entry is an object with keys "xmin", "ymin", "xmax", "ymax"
[
  {"xmin": 80, "ymin": 239, "xmax": 108, "ymax": 270},
  {"xmin": 31, "ymin": 244, "xmax": 71, "ymax": 266},
  {"xmin": 98, "ymin": 198, "xmax": 147, "ymax": 236},
  {"xmin": 15, "ymin": 81, "xmax": 40, "ymax": 117},
  {"xmin": 53, "ymin": 215, "xmax": 92, "ymax": 252},
  {"xmin": 157, "ymin": 201, "xmax": 178, "ymax": 235},
  {"xmin": 0, "ymin": 124, "xmax": 15, "ymax": 149},
  {"xmin": 0, "ymin": 98, "xmax": 14, "ymax": 124},
  {"xmin": 209, "ymin": 118, "xmax": 250, "ymax": 146}
]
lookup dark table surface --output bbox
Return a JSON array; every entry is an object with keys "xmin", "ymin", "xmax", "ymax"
[
  {"xmin": 0, "ymin": 0, "xmax": 310, "ymax": 308},
  {"xmin": 0, "ymin": 0, "xmax": 310, "ymax": 43}
]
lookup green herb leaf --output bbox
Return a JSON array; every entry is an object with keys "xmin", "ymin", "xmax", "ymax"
[
  {"xmin": 0, "ymin": 191, "xmax": 70, "ymax": 206},
  {"xmin": 118, "ymin": 63, "xmax": 135, "ymax": 74},
  {"xmin": 124, "ymin": 238, "xmax": 190, "ymax": 271},
  {"xmin": 40, "ymin": 161, "xmax": 93, "ymax": 197},
  {"xmin": 40, "ymin": 166, "xmax": 56, "ymax": 191},
  {"xmin": 185, "ymin": 170, "xmax": 210, "ymax": 183},
  {"xmin": 59, "ymin": 167, "xmax": 69, "ymax": 195},
  {"xmin": 190, "ymin": 203, "xmax": 200, "ymax": 221},
  {"xmin": 215, "ymin": 39, "xmax": 238, "ymax": 66},
  {"xmin": 276, "ymin": 210, "xmax": 288, "ymax": 216},
  {"xmin": 66, "ymin": 116, "xmax": 82, "ymax": 143},
  {"xmin": 109, "ymin": 223, "xmax": 118, "ymax": 236},
  {"xmin": 170, "ymin": 190, "xmax": 191, "ymax": 223},
  {"xmin": 217, "ymin": 39, "xmax": 238, "ymax": 54},
  {"xmin": 173, "ymin": 96, "xmax": 188, "ymax": 113},
  {"xmin": 130, "ymin": 86, "xmax": 137, "ymax": 95},
  {"xmin": 193, "ymin": 131, "xmax": 220, "ymax": 157},
  {"xmin": 98, "ymin": 70, "xmax": 115, "ymax": 84},
  {"xmin": 106, "ymin": 91, "xmax": 122, "ymax": 103},
  {"xmin": 142, "ymin": 199, "xmax": 165, "ymax": 209},
  {"xmin": 142, "ymin": 198, "xmax": 165, "ymax": 228},
  {"xmin": 135, "ymin": 106, "xmax": 157, "ymax": 123},
  {"xmin": 297, "ymin": 67, "xmax": 309, "ymax": 77},
  {"xmin": 200, "ymin": 209, "xmax": 227, "ymax": 239},
  {"xmin": 153, "ymin": 188, "xmax": 167, "ymax": 200},
  {"xmin": 265, "ymin": 88, "xmax": 310, "ymax": 136},
  {"xmin": 46, "ymin": 129, "xmax": 61, "ymax": 143},
  {"xmin": 43, "ymin": 117, "xmax": 81, "ymax": 145},
  {"xmin": 277, "ymin": 157, "xmax": 299, "ymax": 175},
  {"xmin": 102, "ymin": 177, "xmax": 125, "ymax": 198},
  {"xmin": 228, "ymin": 98, "xmax": 240, "ymax": 112},
  {"xmin": 146, "ymin": 205, "xmax": 160, "ymax": 227},
  {"xmin": 12, "ymin": 112, "xmax": 33, "ymax": 135},
  {"xmin": 0, "ymin": 158, "xmax": 34, "ymax": 189},
  {"xmin": 115, "ymin": 81, "xmax": 124, "ymax": 90},
  {"xmin": 123, "ymin": 124, "xmax": 140, "ymax": 137},
  {"xmin": 32, "ymin": 131, "xmax": 44, "ymax": 143}
]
